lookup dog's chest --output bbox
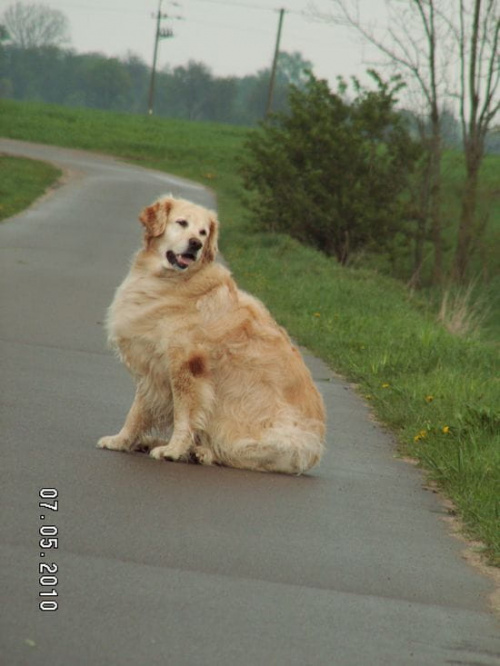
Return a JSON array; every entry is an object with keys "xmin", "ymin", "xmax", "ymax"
[{"xmin": 107, "ymin": 279, "xmax": 180, "ymax": 372}]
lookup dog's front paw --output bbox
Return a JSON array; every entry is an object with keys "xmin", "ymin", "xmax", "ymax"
[
  {"xmin": 150, "ymin": 444, "xmax": 188, "ymax": 462},
  {"xmin": 97, "ymin": 435, "xmax": 130, "ymax": 452}
]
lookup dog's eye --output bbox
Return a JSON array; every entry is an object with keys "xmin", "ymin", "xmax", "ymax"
[
  {"xmin": 176, "ymin": 219, "xmax": 188, "ymax": 228},
  {"xmin": 200, "ymin": 229, "xmax": 207, "ymax": 236}
]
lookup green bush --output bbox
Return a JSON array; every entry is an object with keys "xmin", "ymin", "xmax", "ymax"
[{"xmin": 241, "ymin": 71, "xmax": 421, "ymax": 264}]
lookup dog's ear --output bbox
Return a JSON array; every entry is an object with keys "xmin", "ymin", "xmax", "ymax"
[
  {"xmin": 202, "ymin": 214, "xmax": 219, "ymax": 264},
  {"xmin": 139, "ymin": 198, "xmax": 174, "ymax": 238}
]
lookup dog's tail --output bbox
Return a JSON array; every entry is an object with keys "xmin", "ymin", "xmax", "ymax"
[{"xmin": 215, "ymin": 421, "xmax": 325, "ymax": 475}]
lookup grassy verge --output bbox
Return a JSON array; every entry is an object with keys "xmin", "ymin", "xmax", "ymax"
[
  {"xmin": 1, "ymin": 99, "xmax": 499, "ymax": 564},
  {"xmin": 0, "ymin": 154, "xmax": 61, "ymax": 222}
]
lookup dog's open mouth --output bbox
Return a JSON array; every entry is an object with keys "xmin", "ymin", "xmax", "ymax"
[{"xmin": 166, "ymin": 250, "xmax": 196, "ymax": 270}]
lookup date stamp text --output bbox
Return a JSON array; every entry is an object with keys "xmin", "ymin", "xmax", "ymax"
[{"xmin": 38, "ymin": 488, "xmax": 59, "ymax": 611}]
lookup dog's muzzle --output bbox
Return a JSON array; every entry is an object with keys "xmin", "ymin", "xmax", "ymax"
[{"xmin": 167, "ymin": 238, "xmax": 203, "ymax": 270}]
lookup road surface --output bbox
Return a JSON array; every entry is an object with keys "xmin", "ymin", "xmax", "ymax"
[{"xmin": 1, "ymin": 139, "xmax": 499, "ymax": 665}]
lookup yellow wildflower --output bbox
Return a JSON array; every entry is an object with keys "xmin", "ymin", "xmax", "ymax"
[
  {"xmin": 425, "ymin": 395, "xmax": 434, "ymax": 403},
  {"xmin": 381, "ymin": 383, "xmax": 390, "ymax": 388},
  {"xmin": 442, "ymin": 425, "xmax": 450, "ymax": 434},
  {"xmin": 414, "ymin": 429, "xmax": 427, "ymax": 442},
  {"xmin": 313, "ymin": 312, "xmax": 321, "ymax": 318}
]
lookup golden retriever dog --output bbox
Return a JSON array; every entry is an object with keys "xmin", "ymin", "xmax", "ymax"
[{"xmin": 97, "ymin": 195, "xmax": 325, "ymax": 474}]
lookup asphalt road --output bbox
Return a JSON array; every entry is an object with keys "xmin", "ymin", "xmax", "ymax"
[{"xmin": 1, "ymin": 139, "xmax": 499, "ymax": 666}]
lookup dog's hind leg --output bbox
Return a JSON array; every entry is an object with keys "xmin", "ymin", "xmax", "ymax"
[
  {"xmin": 216, "ymin": 425, "xmax": 324, "ymax": 475},
  {"xmin": 150, "ymin": 349, "xmax": 214, "ymax": 462}
]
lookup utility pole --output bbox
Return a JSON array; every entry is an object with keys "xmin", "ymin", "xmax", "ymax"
[
  {"xmin": 147, "ymin": 0, "xmax": 174, "ymax": 115},
  {"xmin": 265, "ymin": 8, "xmax": 285, "ymax": 118}
]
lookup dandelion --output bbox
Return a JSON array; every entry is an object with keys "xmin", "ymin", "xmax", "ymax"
[
  {"xmin": 414, "ymin": 429, "xmax": 427, "ymax": 442},
  {"xmin": 442, "ymin": 425, "xmax": 450, "ymax": 434},
  {"xmin": 313, "ymin": 312, "xmax": 321, "ymax": 318},
  {"xmin": 381, "ymin": 383, "xmax": 390, "ymax": 388},
  {"xmin": 425, "ymin": 395, "xmax": 434, "ymax": 403}
]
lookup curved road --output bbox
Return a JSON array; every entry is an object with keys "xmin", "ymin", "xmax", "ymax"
[{"xmin": 1, "ymin": 139, "xmax": 499, "ymax": 665}]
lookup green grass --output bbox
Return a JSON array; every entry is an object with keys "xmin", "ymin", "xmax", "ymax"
[
  {"xmin": 348, "ymin": 149, "xmax": 500, "ymax": 340},
  {"xmin": 440, "ymin": 152, "xmax": 500, "ymax": 340},
  {"xmin": 1, "ymin": 99, "xmax": 499, "ymax": 565},
  {"xmin": 0, "ymin": 154, "xmax": 61, "ymax": 222}
]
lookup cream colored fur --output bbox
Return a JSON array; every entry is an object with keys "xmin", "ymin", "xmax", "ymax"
[{"xmin": 97, "ymin": 195, "xmax": 326, "ymax": 474}]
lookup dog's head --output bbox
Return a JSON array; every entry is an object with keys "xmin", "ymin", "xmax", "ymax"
[{"xmin": 139, "ymin": 196, "xmax": 219, "ymax": 273}]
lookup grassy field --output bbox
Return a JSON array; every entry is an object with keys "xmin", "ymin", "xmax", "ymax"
[
  {"xmin": 0, "ymin": 154, "xmax": 61, "ymax": 222},
  {"xmin": 1, "ymin": 99, "xmax": 499, "ymax": 565}
]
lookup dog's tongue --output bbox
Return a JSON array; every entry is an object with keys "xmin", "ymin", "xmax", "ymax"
[{"xmin": 177, "ymin": 254, "xmax": 194, "ymax": 267}]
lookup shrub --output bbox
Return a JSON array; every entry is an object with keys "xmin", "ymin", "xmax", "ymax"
[{"xmin": 241, "ymin": 71, "xmax": 421, "ymax": 265}]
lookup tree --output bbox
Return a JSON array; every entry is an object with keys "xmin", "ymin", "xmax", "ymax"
[
  {"xmin": 241, "ymin": 72, "xmax": 420, "ymax": 265},
  {"xmin": 317, "ymin": 0, "xmax": 499, "ymax": 283},
  {"xmin": 275, "ymin": 51, "xmax": 313, "ymax": 89},
  {"xmin": 0, "ymin": 24, "xmax": 12, "ymax": 97},
  {"xmin": 122, "ymin": 52, "xmax": 150, "ymax": 114},
  {"xmin": 162, "ymin": 61, "xmax": 214, "ymax": 120},
  {"xmin": 2, "ymin": 2, "xmax": 70, "ymax": 48},
  {"xmin": 453, "ymin": 0, "xmax": 500, "ymax": 281},
  {"xmin": 206, "ymin": 76, "xmax": 238, "ymax": 124},
  {"xmin": 319, "ymin": 0, "xmax": 448, "ymax": 283},
  {"xmin": 83, "ymin": 56, "xmax": 132, "ymax": 111}
]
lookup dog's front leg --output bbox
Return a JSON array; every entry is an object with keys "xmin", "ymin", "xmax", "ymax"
[
  {"xmin": 150, "ymin": 350, "xmax": 213, "ymax": 462},
  {"xmin": 97, "ymin": 389, "xmax": 153, "ymax": 453}
]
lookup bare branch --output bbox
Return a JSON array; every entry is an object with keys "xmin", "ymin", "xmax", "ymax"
[
  {"xmin": 317, "ymin": 0, "xmax": 440, "ymax": 107},
  {"xmin": 478, "ymin": 9, "xmax": 500, "ymax": 132},
  {"xmin": 459, "ymin": 0, "xmax": 468, "ymax": 144},
  {"xmin": 387, "ymin": 26, "xmax": 433, "ymax": 106}
]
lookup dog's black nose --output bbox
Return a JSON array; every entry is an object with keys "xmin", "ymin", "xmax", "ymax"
[{"xmin": 188, "ymin": 238, "xmax": 203, "ymax": 252}]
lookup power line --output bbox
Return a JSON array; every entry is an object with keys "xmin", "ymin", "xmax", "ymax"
[
  {"xmin": 39, "ymin": 2, "xmax": 149, "ymax": 15},
  {"xmin": 190, "ymin": 0, "xmax": 276, "ymax": 11},
  {"xmin": 45, "ymin": 0, "xmax": 272, "ymax": 14},
  {"xmin": 190, "ymin": 0, "xmax": 305, "ymax": 16},
  {"xmin": 187, "ymin": 17, "xmax": 273, "ymax": 34}
]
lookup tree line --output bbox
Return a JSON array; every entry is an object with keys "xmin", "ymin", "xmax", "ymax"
[
  {"xmin": 0, "ymin": 1, "xmax": 314, "ymax": 124},
  {"xmin": 0, "ymin": 41, "xmax": 311, "ymax": 125}
]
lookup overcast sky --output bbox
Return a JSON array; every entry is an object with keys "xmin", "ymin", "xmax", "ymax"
[{"xmin": 0, "ymin": 0, "xmax": 390, "ymax": 87}]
